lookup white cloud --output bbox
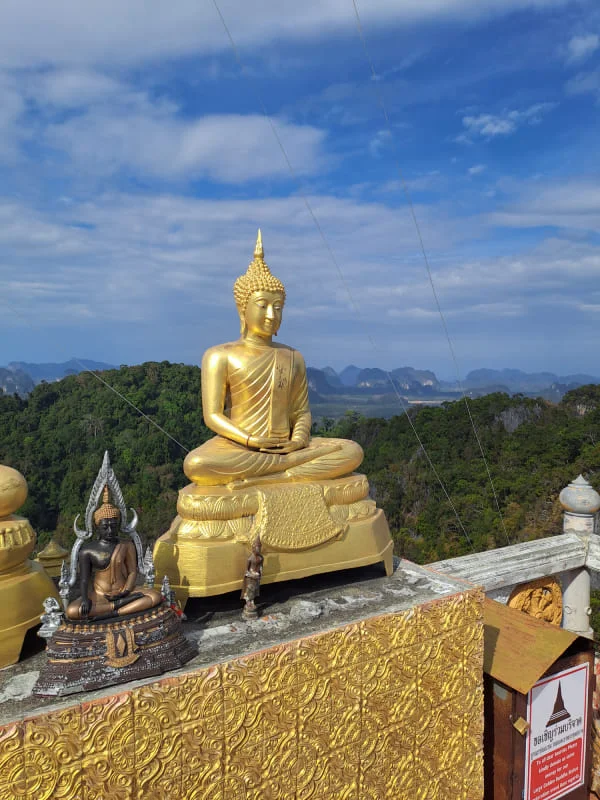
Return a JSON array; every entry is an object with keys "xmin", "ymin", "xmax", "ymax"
[
  {"xmin": 366, "ymin": 237, "xmax": 600, "ymax": 326},
  {"xmin": 565, "ymin": 68, "xmax": 600, "ymax": 100},
  {"xmin": 565, "ymin": 34, "xmax": 599, "ymax": 64},
  {"xmin": 0, "ymin": 67, "xmax": 327, "ymax": 183},
  {"xmin": 0, "ymin": 74, "xmax": 25, "ymax": 161},
  {"xmin": 487, "ymin": 179, "xmax": 600, "ymax": 232},
  {"xmin": 458, "ymin": 103, "xmax": 557, "ymax": 142},
  {"xmin": 0, "ymin": 1, "xmax": 575, "ymax": 69},
  {"xmin": 30, "ymin": 70, "xmax": 125, "ymax": 108},
  {"xmin": 32, "ymin": 78, "xmax": 327, "ymax": 183},
  {"xmin": 2, "ymin": 188, "xmax": 600, "ymax": 374},
  {"xmin": 369, "ymin": 129, "xmax": 392, "ymax": 157},
  {"xmin": 0, "ymin": 189, "xmax": 462, "ymax": 335},
  {"xmin": 390, "ymin": 301, "xmax": 523, "ymax": 319},
  {"xmin": 468, "ymin": 164, "xmax": 486, "ymax": 175}
]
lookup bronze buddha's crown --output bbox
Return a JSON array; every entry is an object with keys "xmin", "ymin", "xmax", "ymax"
[
  {"xmin": 93, "ymin": 485, "xmax": 121, "ymax": 524},
  {"xmin": 233, "ymin": 230, "xmax": 286, "ymax": 318}
]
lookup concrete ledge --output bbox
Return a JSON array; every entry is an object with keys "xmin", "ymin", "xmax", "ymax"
[
  {"xmin": 585, "ymin": 535, "xmax": 600, "ymax": 573},
  {"xmin": 430, "ymin": 533, "xmax": 586, "ymax": 591}
]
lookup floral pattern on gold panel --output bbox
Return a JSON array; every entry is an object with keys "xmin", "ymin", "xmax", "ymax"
[
  {"xmin": 81, "ymin": 691, "xmax": 135, "ymax": 800},
  {"xmin": 0, "ymin": 722, "xmax": 27, "ymax": 800},
  {"xmin": 0, "ymin": 586, "xmax": 484, "ymax": 800},
  {"xmin": 24, "ymin": 704, "xmax": 82, "ymax": 800}
]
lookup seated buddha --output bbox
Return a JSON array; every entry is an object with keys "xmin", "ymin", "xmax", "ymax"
[
  {"xmin": 183, "ymin": 230, "xmax": 363, "ymax": 487},
  {"xmin": 66, "ymin": 486, "xmax": 162, "ymax": 620}
]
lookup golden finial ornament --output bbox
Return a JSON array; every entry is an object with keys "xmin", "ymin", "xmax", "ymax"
[{"xmin": 254, "ymin": 228, "xmax": 264, "ymax": 259}]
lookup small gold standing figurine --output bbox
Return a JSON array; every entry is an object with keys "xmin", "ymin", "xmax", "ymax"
[{"xmin": 241, "ymin": 536, "xmax": 264, "ymax": 619}]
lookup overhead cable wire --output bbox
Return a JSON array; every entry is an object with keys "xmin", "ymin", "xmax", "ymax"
[
  {"xmin": 0, "ymin": 300, "xmax": 189, "ymax": 454},
  {"xmin": 211, "ymin": 0, "xmax": 474, "ymax": 550},
  {"xmin": 350, "ymin": 0, "xmax": 511, "ymax": 546},
  {"xmin": 72, "ymin": 360, "xmax": 190, "ymax": 454}
]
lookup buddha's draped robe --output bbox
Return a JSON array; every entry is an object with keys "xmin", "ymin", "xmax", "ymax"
[
  {"xmin": 183, "ymin": 342, "xmax": 363, "ymax": 486},
  {"xmin": 66, "ymin": 540, "xmax": 162, "ymax": 620}
]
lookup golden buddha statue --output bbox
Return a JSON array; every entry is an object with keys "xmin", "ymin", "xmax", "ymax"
[
  {"xmin": 154, "ymin": 231, "xmax": 393, "ymax": 602},
  {"xmin": 183, "ymin": 230, "xmax": 362, "ymax": 487},
  {"xmin": 66, "ymin": 486, "xmax": 162, "ymax": 620}
]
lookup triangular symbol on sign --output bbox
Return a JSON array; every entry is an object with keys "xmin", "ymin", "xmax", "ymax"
[{"xmin": 546, "ymin": 682, "xmax": 571, "ymax": 727}]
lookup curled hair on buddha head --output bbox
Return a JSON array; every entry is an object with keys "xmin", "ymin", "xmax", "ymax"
[
  {"xmin": 233, "ymin": 229, "xmax": 286, "ymax": 335},
  {"xmin": 93, "ymin": 485, "xmax": 121, "ymax": 526}
]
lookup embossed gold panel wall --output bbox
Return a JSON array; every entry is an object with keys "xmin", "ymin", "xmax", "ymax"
[{"xmin": 0, "ymin": 587, "xmax": 484, "ymax": 800}]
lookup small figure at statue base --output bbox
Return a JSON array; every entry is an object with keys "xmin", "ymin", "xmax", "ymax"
[
  {"xmin": 241, "ymin": 536, "xmax": 264, "ymax": 620},
  {"xmin": 34, "ymin": 452, "xmax": 196, "ymax": 696},
  {"xmin": 162, "ymin": 574, "xmax": 186, "ymax": 620},
  {"xmin": 37, "ymin": 597, "xmax": 64, "ymax": 641}
]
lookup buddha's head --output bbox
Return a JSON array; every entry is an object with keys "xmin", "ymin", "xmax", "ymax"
[
  {"xmin": 234, "ymin": 230, "xmax": 286, "ymax": 337},
  {"xmin": 93, "ymin": 485, "xmax": 121, "ymax": 541}
]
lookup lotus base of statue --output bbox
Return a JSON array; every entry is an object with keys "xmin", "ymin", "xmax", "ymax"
[
  {"xmin": 153, "ymin": 473, "xmax": 394, "ymax": 604},
  {"xmin": 34, "ymin": 603, "xmax": 196, "ymax": 696}
]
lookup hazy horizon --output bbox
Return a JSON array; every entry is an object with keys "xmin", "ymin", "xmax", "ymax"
[{"xmin": 3, "ymin": 355, "xmax": 598, "ymax": 387}]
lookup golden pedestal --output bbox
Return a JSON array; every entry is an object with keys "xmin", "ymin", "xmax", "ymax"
[
  {"xmin": 0, "ymin": 516, "xmax": 60, "ymax": 667},
  {"xmin": 154, "ymin": 473, "xmax": 394, "ymax": 603}
]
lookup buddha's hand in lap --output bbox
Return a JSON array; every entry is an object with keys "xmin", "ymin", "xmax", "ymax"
[
  {"xmin": 259, "ymin": 439, "xmax": 306, "ymax": 454},
  {"xmin": 104, "ymin": 590, "xmax": 130, "ymax": 602},
  {"xmin": 247, "ymin": 435, "xmax": 287, "ymax": 451},
  {"xmin": 261, "ymin": 439, "xmax": 342, "ymax": 456}
]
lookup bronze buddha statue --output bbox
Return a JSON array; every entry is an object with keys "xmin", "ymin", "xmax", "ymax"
[
  {"xmin": 35, "ymin": 452, "xmax": 196, "ymax": 696},
  {"xmin": 183, "ymin": 230, "xmax": 363, "ymax": 487},
  {"xmin": 66, "ymin": 486, "xmax": 162, "ymax": 620}
]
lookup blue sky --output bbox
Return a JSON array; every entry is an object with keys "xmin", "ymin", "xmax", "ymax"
[{"xmin": 1, "ymin": 0, "xmax": 599, "ymax": 379}]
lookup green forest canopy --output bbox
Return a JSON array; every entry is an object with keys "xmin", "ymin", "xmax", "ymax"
[{"xmin": 1, "ymin": 362, "xmax": 600, "ymax": 565}]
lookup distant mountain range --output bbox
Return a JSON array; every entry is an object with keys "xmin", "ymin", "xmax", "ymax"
[
  {"xmin": 306, "ymin": 365, "xmax": 600, "ymax": 405},
  {"xmin": 0, "ymin": 368, "xmax": 35, "ymax": 398},
  {"xmin": 0, "ymin": 359, "xmax": 116, "ymax": 396},
  {"xmin": 2, "ymin": 360, "xmax": 599, "ymax": 406}
]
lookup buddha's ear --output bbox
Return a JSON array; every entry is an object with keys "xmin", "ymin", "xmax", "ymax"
[{"xmin": 239, "ymin": 315, "xmax": 247, "ymax": 336}]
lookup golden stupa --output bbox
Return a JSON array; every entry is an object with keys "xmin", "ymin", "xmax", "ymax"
[
  {"xmin": 154, "ymin": 232, "xmax": 393, "ymax": 601},
  {"xmin": 0, "ymin": 464, "xmax": 60, "ymax": 667},
  {"xmin": 35, "ymin": 538, "xmax": 69, "ymax": 579}
]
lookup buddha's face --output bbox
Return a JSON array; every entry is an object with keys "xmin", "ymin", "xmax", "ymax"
[
  {"xmin": 244, "ymin": 290, "xmax": 284, "ymax": 338},
  {"xmin": 97, "ymin": 516, "xmax": 120, "ymax": 542}
]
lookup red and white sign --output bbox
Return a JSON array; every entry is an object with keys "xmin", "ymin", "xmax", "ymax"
[{"xmin": 525, "ymin": 663, "xmax": 589, "ymax": 800}]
